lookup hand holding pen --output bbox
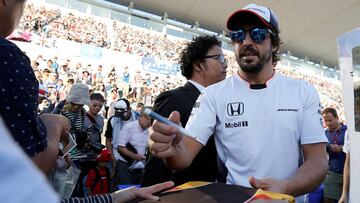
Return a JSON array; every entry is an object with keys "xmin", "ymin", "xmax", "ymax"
[{"xmin": 145, "ymin": 109, "xmax": 185, "ymax": 158}]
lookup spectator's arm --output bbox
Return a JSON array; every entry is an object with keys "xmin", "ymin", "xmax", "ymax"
[
  {"xmin": 117, "ymin": 146, "xmax": 144, "ymax": 161},
  {"xmin": 104, "ymin": 118, "xmax": 113, "ymax": 151},
  {"xmin": 105, "ymin": 138, "xmax": 112, "ymax": 151},
  {"xmin": 33, "ymin": 114, "xmax": 70, "ymax": 175},
  {"xmin": 339, "ymin": 153, "xmax": 350, "ymax": 203},
  {"xmin": 61, "ymin": 194, "xmax": 112, "ymax": 203}
]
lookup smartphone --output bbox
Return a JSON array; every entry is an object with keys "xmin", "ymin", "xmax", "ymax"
[{"xmin": 352, "ymin": 45, "xmax": 360, "ymax": 132}]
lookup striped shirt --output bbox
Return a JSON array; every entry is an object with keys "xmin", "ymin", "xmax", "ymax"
[
  {"xmin": 61, "ymin": 108, "xmax": 85, "ymax": 132},
  {"xmin": 61, "ymin": 194, "xmax": 112, "ymax": 203}
]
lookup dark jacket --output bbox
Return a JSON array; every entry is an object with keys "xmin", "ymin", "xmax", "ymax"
[{"xmin": 141, "ymin": 82, "xmax": 218, "ymax": 186}]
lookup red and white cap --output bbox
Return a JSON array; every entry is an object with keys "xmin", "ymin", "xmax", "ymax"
[
  {"xmin": 227, "ymin": 3, "xmax": 279, "ymax": 31},
  {"xmin": 38, "ymin": 84, "xmax": 49, "ymax": 98}
]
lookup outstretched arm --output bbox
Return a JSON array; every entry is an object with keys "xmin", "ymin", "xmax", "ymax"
[
  {"xmin": 111, "ymin": 181, "xmax": 174, "ymax": 202},
  {"xmin": 250, "ymin": 143, "xmax": 328, "ymax": 196}
]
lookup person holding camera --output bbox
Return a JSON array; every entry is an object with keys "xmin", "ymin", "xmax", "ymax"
[{"xmin": 84, "ymin": 93, "xmax": 106, "ymax": 151}]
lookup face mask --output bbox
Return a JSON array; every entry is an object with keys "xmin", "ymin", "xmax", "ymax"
[
  {"xmin": 119, "ymin": 112, "xmax": 128, "ymax": 120},
  {"xmin": 115, "ymin": 110, "xmax": 129, "ymax": 120}
]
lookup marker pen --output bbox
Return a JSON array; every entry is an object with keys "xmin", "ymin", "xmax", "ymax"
[{"xmin": 144, "ymin": 108, "xmax": 191, "ymax": 136}]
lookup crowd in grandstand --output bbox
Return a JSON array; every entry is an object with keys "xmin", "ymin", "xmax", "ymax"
[{"xmin": 33, "ymin": 55, "xmax": 185, "ymax": 117}]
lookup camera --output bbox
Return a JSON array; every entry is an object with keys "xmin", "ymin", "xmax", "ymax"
[{"xmin": 71, "ymin": 127, "xmax": 105, "ymax": 161}]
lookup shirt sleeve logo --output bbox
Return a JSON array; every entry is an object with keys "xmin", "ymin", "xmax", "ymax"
[{"xmin": 227, "ymin": 102, "xmax": 244, "ymax": 116}]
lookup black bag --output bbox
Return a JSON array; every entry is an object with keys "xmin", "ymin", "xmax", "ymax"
[{"xmin": 123, "ymin": 143, "xmax": 138, "ymax": 164}]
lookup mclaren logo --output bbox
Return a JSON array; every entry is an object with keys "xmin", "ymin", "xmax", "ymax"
[{"xmin": 227, "ymin": 102, "xmax": 244, "ymax": 116}]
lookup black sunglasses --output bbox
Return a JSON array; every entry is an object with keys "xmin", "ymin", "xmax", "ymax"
[
  {"xmin": 115, "ymin": 108, "xmax": 128, "ymax": 113},
  {"xmin": 202, "ymin": 54, "xmax": 227, "ymax": 64},
  {"xmin": 70, "ymin": 103, "xmax": 84, "ymax": 108},
  {"xmin": 229, "ymin": 27, "xmax": 273, "ymax": 43}
]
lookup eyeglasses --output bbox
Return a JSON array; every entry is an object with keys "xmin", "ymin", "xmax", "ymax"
[
  {"xmin": 202, "ymin": 54, "xmax": 227, "ymax": 64},
  {"xmin": 229, "ymin": 27, "xmax": 273, "ymax": 43},
  {"xmin": 92, "ymin": 104, "xmax": 103, "ymax": 108},
  {"xmin": 115, "ymin": 108, "xmax": 127, "ymax": 113},
  {"xmin": 70, "ymin": 103, "xmax": 84, "ymax": 108}
]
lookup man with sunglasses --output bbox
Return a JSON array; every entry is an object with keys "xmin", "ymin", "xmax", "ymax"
[
  {"xmin": 142, "ymin": 35, "xmax": 227, "ymax": 187},
  {"xmin": 84, "ymin": 93, "xmax": 106, "ymax": 150},
  {"xmin": 104, "ymin": 98, "xmax": 140, "ymax": 188},
  {"xmin": 149, "ymin": 3, "xmax": 328, "ymax": 202}
]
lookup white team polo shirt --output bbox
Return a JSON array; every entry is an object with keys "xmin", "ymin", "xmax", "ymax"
[{"xmin": 186, "ymin": 72, "xmax": 327, "ymax": 188}]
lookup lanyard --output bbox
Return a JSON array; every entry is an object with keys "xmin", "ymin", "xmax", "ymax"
[{"xmin": 331, "ymin": 130, "xmax": 340, "ymax": 144}]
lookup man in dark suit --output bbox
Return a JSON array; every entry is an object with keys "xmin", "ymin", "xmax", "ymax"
[{"xmin": 141, "ymin": 35, "xmax": 227, "ymax": 186}]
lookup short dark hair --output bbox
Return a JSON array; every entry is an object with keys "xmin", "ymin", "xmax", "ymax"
[
  {"xmin": 322, "ymin": 107, "xmax": 338, "ymax": 118},
  {"xmin": 269, "ymin": 27, "xmax": 282, "ymax": 67},
  {"xmin": 179, "ymin": 35, "xmax": 222, "ymax": 79},
  {"xmin": 67, "ymin": 78, "xmax": 74, "ymax": 85},
  {"xmin": 90, "ymin": 93, "xmax": 105, "ymax": 103}
]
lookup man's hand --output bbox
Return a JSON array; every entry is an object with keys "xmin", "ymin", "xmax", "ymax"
[
  {"xmin": 134, "ymin": 154, "xmax": 146, "ymax": 161},
  {"xmin": 249, "ymin": 176, "xmax": 290, "ymax": 194},
  {"xmin": 149, "ymin": 111, "xmax": 183, "ymax": 158},
  {"xmin": 111, "ymin": 181, "xmax": 174, "ymax": 202},
  {"xmin": 338, "ymin": 194, "xmax": 347, "ymax": 203},
  {"xmin": 330, "ymin": 144, "xmax": 342, "ymax": 153}
]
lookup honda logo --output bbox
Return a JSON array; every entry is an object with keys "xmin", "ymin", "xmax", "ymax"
[{"xmin": 227, "ymin": 102, "xmax": 244, "ymax": 116}]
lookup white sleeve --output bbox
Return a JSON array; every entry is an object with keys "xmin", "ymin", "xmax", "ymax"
[
  {"xmin": 185, "ymin": 90, "xmax": 217, "ymax": 145},
  {"xmin": 300, "ymin": 83, "xmax": 328, "ymax": 144},
  {"xmin": 117, "ymin": 125, "xmax": 131, "ymax": 147},
  {"xmin": 0, "ymin": 118, "xmax": 59, "ymax": 203},
  {"xmin": 343, "ymin": 131, "xmax": 350, "ymax": 154}
]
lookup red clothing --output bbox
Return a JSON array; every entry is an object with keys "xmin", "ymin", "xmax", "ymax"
[{"xmin": 85, "ymin": 167, "xmax": 109, "ymax": 195}]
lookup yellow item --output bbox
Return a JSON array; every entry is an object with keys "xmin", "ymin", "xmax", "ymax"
[
  {"xmin": 246, "ymin": 189, "xmax": 295, "ymax": 203},
  {"xmin": 164, "ymin": 181, "xmax": 211, "ymax": 192}
]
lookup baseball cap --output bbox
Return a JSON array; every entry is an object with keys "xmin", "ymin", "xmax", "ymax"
[
  {"xmin": 227, "ymin": 3, "xmax": 279, "ymax": 31},
  {"xmin": 114, "ymin": 98, "xmax": 130, "ymax": 112},
  {"xmin": 38, "ymin": 84, "xmax": 49, "ymax": 98},
  {"xmin": 47, "ymin": 83, "xmax": 56, "ymax": 89}
]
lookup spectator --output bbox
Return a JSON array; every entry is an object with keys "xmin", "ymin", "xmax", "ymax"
[
  {"xmin": 86, "ymin": 149, "xmax": 112, "ymax": 195},
  {"xmin": 104, "ymin": 99, "xmax": 140, "ymax": 186},
  {"xmin": 106, "ymin": 88, "xmax": 120, "ymax": 118},
  {"xmin": 0, "ymin": 0, "xmax": 69, "ymax": 176},
  {"xmin": 120, "ymin": 66, "xmax": 130, "ymax": 97},
  {"xmin": 322, "ymin": 107, "xmax": 347, "ymax": 203},
  {"xmin": 114, "ymin": 107, "xmax": 153, "ymax": 185},
  {"xmin": 0, "ymin": 1, "xmax": 174, "ymax": 202},
  {"xmin": 84, "ymin": 93, "xmax": 105, "ymax": 147}
]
